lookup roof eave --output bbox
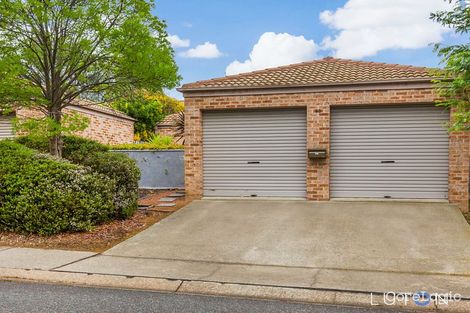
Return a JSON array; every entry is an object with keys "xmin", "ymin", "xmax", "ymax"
[
  {"xmin": 68, "ymin": 104, "xmax": 137, "ymax": 122},
  {"xmin": 177, "ymin": 77, "xmax": 435, "ymax": 93}
]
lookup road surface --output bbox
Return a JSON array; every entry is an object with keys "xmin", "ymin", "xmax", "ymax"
[{"xmin": 0, "ymin": 281, "xmax": 403, "ymax": 313}]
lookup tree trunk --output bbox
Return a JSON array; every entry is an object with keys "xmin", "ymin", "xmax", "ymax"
[{"xmin": 49, "ymin": 109, "xmax": 63, "ymax": 157}]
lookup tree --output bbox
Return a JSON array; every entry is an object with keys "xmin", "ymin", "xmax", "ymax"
[
  {"xmin": 0, "ymin": 0, "xmax": 180, "ymax": 156},
  {"xmin": 112, "ymin": 90, "xmax": 183, "ymax": 141},
  {"xmin": 431, "ymin": 0, "xmax": 470, "ymax": 131}
]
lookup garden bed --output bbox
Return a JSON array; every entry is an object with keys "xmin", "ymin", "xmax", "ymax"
[{"xmin": 0, "ymin": 190, "xmax": 190, "ymax": 252}]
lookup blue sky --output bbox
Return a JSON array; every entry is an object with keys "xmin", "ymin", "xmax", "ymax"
[{"xmin": 155, "ymin": 0, "xmax": 462, "ymax": 99}]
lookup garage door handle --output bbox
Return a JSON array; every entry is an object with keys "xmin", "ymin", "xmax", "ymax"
[
  {"xmin": 381, "ymin": 160, "xmax": 395, "ymax": 164},
  {"xmin": 247, "ymin": 161, "xmax": 260, "ymax": 164}
]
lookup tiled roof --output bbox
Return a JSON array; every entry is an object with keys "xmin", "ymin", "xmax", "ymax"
[
  {"xmin": 157, "ymin": 113, "xmax": 180, "ymax": 126},
  {"xmin": 180, "ymin": 57, "xmax": 436, "ymax": 91},
  {"xmin": 71, "ymin": 99, "xmax": 136, "ymax": 121}
]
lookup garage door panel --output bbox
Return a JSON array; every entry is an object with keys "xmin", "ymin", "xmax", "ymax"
[
  {"xmin": 204, "ymin": 143, "xmax": 306, "ymax": 148},
  {"xmin": 334, "ymin": 190, "xmax": 448, "ymax": 198},
  {"xmin": 330, "ymin": 162, "xmax": 449, "ymax": 167},
  {"xmin": 330, "ymin": 105, "xmax": 449, "ymax": 199},
  {"xmin": 203, "ymin": 109, "xmax": 307, "ymax": 198},
  {"xmin": 203, "ymin": 189, "xmax": 306, "ymax": 198}
]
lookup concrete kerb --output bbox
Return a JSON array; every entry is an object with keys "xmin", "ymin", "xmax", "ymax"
[
  {"xmin": 0, "ymin": 268, "xmax": 182, "ymax": 292},
  {"xmin": 2, "ymin": 268, "xmax": 470, "ymax": 312}
]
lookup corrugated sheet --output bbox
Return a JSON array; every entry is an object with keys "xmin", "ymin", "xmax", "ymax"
[
  {"xmin": 0, "ymin": 116, "xmax": 14, "ymax": 140},
  {"xmin": 330, "ymin": 105, "xmax": 449, "ymax": 199},
  {"xmin": 203, "ymin": 109, "xmax": 307, "ymax": 197}
]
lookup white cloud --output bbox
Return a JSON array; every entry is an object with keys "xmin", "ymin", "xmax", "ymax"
[
  {"xmin": 226, "ymin": 32, "xmax": 318, "ymax": 75},
  {"xmin": 167, "ymin": 34, "xmax": 190, "ymax": 48},
  {"xmin": 319, "ymin": 0, "xmax": 453, "ymax": 59},
  {"xmin": 179, "ymin": 42, "xmax": 222, "ymax": 58}
]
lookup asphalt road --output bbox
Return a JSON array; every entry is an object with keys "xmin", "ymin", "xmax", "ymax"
[{"xmin": 0, "ymin": 281, "xmax": 403, "ymax": 313}]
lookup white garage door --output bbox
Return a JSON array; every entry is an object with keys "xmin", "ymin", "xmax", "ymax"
[
  {"xmin": 203, "ymin": 109, "xmax": 307, "ymax": 197},
  {"xmin": 0, "ymin": 116, "xmax": 14, "ymax": 140},
  {"xmin": 330, "ymin": 105, "xmax": 449, "ymax": 199}
]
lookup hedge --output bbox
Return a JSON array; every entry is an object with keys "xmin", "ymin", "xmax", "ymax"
[
  {"xmin": 16, "ymin": 136, "xmax": 140, "ymax": 219},
  {"xmin": 16, "ymin": 136, "xmax": 108, "ymax": 160},
  {"xmin": 0, "ymin": 141, "xmax": 115, "ymax": 235},
  {"xmin": 77, "ymin": 151, "xmax": 140, "ymax": 218},
  {"xmin": 110, "ymin": 142, "xmax": 183, "ymax": 150}
]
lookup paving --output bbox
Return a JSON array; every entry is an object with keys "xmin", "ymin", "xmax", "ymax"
[
  {"xmin": 156, "ymin": 203, "xmax": 176, "ymax": 207},
  {"xmin": 0, "ymin": 247, "xmax": 95, "ymax": 270},
  {"xmin": 169, "ymin": 193, "xmax": 185, "ymax": 197},
  {"xmin": 2, "ymin": 199, "xmax": 470, "ymax": 311},
  {"xmin": 158, "ymin": 197, "xmax": 176, "ymax": 202},
  {"xmin": 55, "ymin": 199, "xmax": 470, "ymax": 296}
]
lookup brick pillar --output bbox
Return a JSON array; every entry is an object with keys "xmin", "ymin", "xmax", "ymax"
[
  {"xmin": 184, "ymin": 102, "xmax": 203, "ymax": 198},
  {"xmin": 448, "ymin": 131, "xmax": 470, "ymax": 212},
  {"xmin": 306, "ymin": 103, "xmax": 330, "ymax": 200}
]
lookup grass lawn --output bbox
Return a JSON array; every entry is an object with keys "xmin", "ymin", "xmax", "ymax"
[{"xmin": 0, "ymin": 190, "xmax": 190, "ymax": 252}]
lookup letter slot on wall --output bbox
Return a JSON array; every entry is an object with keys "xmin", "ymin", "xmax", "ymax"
[{"xmin": 308, "ymin": 149, "xmax": 327, "ymax": 159}]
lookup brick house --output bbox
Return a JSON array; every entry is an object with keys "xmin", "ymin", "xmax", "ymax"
[
  {"xmin": 155, "ymin": 113, "xmax": 184, "ymax": 144},
  {"xmin": 179, "ymin": 57, "xmax": 470, "ymax": 212},
  {"xmin": 0, "ymin": 100, "xmax": 135, "ymax": 145}
]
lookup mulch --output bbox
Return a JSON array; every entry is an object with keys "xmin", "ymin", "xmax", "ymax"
[{"xmin": 0, "ymin": 189, "xmax": 190, "ymax": 252}]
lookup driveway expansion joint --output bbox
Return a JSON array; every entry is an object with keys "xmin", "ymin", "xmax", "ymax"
[{"xmin": 49, "ymin": 252, "xmax": 99, "ymax": 271}]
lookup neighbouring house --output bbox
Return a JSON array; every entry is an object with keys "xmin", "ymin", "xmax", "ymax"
[
  {"xmin": 155, "ymin": 113, "xmax": 184, "ymax": 144},
  {"xmin": 178, "ymin": 57, "xmax": 470, "ymax": 212},
  {"xmin": 0, "ymin": 100, "xmax": 135, "ymax": 145}
]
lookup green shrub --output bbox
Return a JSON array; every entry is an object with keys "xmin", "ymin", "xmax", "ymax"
[
  {"xmin": 0, "ymin": 141, "xmax": 115, "ymax": 235},
  {"xmin": 148, "ymin": 134, "xmax": 174, "ymax": 146},
  {"xmin": 110, "ymin": 142, "xmax": 183, "ymax": 150},
  {"xmin": 77, "ymin": 152, "xmax": 140, "ymax": 218},
  {"xmin": 110, "ymin": 134, "xmax": 183, "ymax": 150},
  {"xmin": 16, "ymin": 135, "xmax": 140, "ymax": 218},
  {"xmin": 16, "ymin": 135, "xmax": 108, "ymax": 160},
  {"xmin": 62, "ymin": 136, "xmax": 109, "ymax": 161},
  {"xmin": 15, "ymin": 135, "xmax": 49, "ymax": 152}
]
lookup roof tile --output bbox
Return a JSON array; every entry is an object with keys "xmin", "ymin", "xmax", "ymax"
[{"xmin": 180, "ymin": 57, "xmax": 435, "ymax": 91}]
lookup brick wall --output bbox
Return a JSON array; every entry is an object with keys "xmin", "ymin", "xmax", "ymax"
[
  {"xmin": 16, "ymin": 106, "xmax": 134, "ymax": 145},
  {"xmin": 184, "ymin": 88, "xmax": 470, "ymax": 212}
]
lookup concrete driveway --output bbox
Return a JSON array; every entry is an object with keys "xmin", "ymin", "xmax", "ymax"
[{"xmin": 59, "ymin": 200, "xmax": 470, "ymax": 295}]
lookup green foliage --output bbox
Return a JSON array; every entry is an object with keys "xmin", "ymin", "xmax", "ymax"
[
  {"xmin": 0, "ymin": 0, "xmax": 180, "ymax": 155},
  {"xmin": 13, "ymin": 112, "xmax": 89, "ymax": 139},
  {"xmin": 110, "ymin": 134, "xmax": 182, "ymax": 150},
  {"xmin": 112, "ymin": 90, "xmax": 184, "ymax": 141},
  {"xmin": 148, "ymin": 134, "xmax": 174, "ymax": 146},
  {"xmin": 62, "ymin": 136, "xmax": 110, "ymax": 162},
  {"xmin": 111, "ymin": 143, "xmax": 183, "ymax": 150},
  {"xmin": 173, "ymin": 111, "xmax": 185, "ymax": 144},
  {"xmin": 0, "ymin": 56, "xmax": 42, "ymax": 111},
  {"xmin": 431, "ymin": 1, "xmax": 470, "ymax": 131},
  {"xmin": 17, "ymin": 135, "xmax": 140, "ymax": 218},
  {"xmin": 0, "ymin": 140, "xmax": 116, "ymax": 235},
  {"xmin": 17, "ymin": 135, "xmax": 108, "ymax": 159},
  {"xmin": 78, "ymin": 152, "xmax": 140, "ymax": 218}
]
